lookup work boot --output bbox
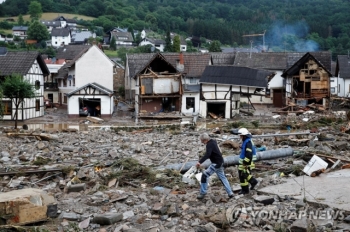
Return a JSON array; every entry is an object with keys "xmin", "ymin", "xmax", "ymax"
[
  {"xmin": 229, "ymin": 194, "xmax": 234, "ymax": 199},
  {"xmin": 197, "ymin": 194, "xmax": 206, "ymax": 199},
  {"xmin": 238, "ymin": 186, "xmax": 249, "ymax": 195},
  {"xmin": 250, "ymin": 178, "xmax": 258, "ymax": 190}
]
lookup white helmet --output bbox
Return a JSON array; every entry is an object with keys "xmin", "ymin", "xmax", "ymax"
[{"xmin": 238, "ymin": 128, "xmax": 250, "ymax": 136}]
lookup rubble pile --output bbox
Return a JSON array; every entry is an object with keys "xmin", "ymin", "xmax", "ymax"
[{"xmin": 0, "ymin": 111, "xmax": 350, "ymax": 231}]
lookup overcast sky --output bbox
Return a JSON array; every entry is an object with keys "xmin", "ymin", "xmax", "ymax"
[{"xmin": 0, "ymin": 0, "xmax": 5, "ymax": 3}]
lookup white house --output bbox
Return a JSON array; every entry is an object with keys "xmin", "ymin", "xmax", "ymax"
[
  {"xmin": 139, "ymin": 38, "xmax": 165, "ymax": 52},
  {"xmin": 66, "ymin": 82, "xmax": 114, "ymax": 118},
  {"xmin": 12, "ymin": 26, "xmax": 28, "ymax": 39},
  {"xmin": 51, "ymin": 28, "xmax": 71, "ymax": 47},
  {"xmin": 335, "ymin": 55, "xmax": 350, "ymax": 97},
  {"xmin": 41, "ymin": 16, "xmax": 77, "ymax": 32},
  {"xmin": 0, "ymin": 48, "xmax": 50, "ymax": 120},
  {"xmin": 56, "ymin": 45, "xmax": 115, "ymax": 117},
  {"xmin": 110, "ymin": 30, "xmax": 133, "ymax": 47}
]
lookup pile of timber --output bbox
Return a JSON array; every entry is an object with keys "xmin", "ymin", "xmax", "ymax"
[{"xmin": 273, "ymin": 102, "xmax": 326, "ymax": 115}]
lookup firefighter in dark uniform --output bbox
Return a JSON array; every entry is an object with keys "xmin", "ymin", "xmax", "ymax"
[{"xmin": 238, "ymin": 128, "xmax": 258, "ymax": 194}]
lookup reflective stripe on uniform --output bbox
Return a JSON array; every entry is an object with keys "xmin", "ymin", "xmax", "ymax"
[{"xmin": 246, "ymin": 148, "xmax": 252, "ymax": 152}]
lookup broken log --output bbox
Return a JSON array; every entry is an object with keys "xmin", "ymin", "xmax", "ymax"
[
  {"xmin": 208, "ymin": 112, "xmax": 219, "ymax": 119},
  {"xmin": 0, "ymin": 168, "xmax": 62, "ymax": 177},
  {"xmin": 239, "ymin": 109, "xmax": 254, "ymax": 116},
  {"xmin": 131, "ymin": 128, "xmax": 153, "ymax": 134},
  {"xmin": 6, "ymin": 132, "xmax": 58, "ymax": 141}
]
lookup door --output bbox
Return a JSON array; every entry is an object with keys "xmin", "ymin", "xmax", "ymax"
[
  {"xmin": 273, "ymin": 89, "xmax": 283, "ymax": 107},
  {"xmin": 48, "ymin": 94, "xmax": 53, "ymax": 103}
]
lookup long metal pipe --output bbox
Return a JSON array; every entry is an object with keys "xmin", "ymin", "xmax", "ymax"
[
  {"xmin": 157, "ymin": 147, "xmax": 294, "ymax": 173},
  {"xmin": 223, "ymin": 132, "xmax": 317, "ymax": 140}
]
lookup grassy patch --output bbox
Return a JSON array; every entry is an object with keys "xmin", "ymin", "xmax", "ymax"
[
  {"xmin": 106, "ymin": 158, "xmax": 186, "ymax": 189},
  {"xmin": 104, "ymin": 49, "xmax": 118, "ymax": 57},
  {"xmin": 32, "ymin": 156, "xmax": 51, "ymax": 165},
  {"xmin": 0, "ymin": 12, "xmax": 95, "ymax": 22}
]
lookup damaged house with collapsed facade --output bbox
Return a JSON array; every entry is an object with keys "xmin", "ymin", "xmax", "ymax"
[
  {"xmin": 282, "ymin": 52, "xmax": 332, "ymax": 107},
  {"xmin": 232, "ymin": 51, "xmax": 332, "ymax": 108},
  {"xmin": 125, "ymin": 52, "xmax": 211, "ymax": 119}
]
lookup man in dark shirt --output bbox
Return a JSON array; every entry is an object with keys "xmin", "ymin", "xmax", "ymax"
[{"xmin": 196, "ymin": 133, "xmax": 234, "ymax": 199}]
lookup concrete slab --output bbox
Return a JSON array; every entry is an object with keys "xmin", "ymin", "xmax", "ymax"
[{"xmin": 258, "ymin": 169, "xmax": 350, "ymax": 212}]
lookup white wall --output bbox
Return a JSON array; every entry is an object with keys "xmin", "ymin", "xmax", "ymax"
[
  {"xmin": 52, "ymin": 34, "xmax": 71, "ymax": 47},
  {"xmin": 199, "ymin": 100, "xmax": 231, "ymax": 119},
  {"xmin": 181, "ymin": 92, "xmax": 200, "ymax": 114},
  {"xmin": 75, "ymin": 46, "xmax": 114, "ymax": 88},
  {"xmin": 330, "ymin": 76, "xmax": 338, "ymax": 96},
  {"xmin": 268, "ymin": 71, "xmax": 284, "ymax": 88},
  {"xmin": 68, "ymin": 95, "xmax": 113, "ymax": 115},
  {"xmin": 153, "ymin": 78, "xmax": 180, "ymax": 94}
]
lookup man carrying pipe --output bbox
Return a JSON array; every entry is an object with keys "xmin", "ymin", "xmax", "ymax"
[
  {"xmin": 196, "ymin": 133, "xmax": 234, "ymax": 200},
  {"xmin": 238, "ymin": 128, "xmax": 258, "ymax": 194}
]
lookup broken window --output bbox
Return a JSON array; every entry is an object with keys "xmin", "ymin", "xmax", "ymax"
[
  {"xmin": 2, "ymin": 101, "xmax": 12, "ymax": 115},
  {"xmin": 186, "ymin": 97, "xmax": 195, "ymax": 112}
]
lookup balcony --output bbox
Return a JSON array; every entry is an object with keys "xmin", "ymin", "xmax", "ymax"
[{"xmin": 44, "ymin": 82, "xmax": 58, "ymax": 90}]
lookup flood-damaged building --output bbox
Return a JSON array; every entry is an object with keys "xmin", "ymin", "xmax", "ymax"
[
  {"xmin": 134, "ymin": 53, "xmax": 183, "ymax": 119},
  {"xmin": 232, "ymin": 51, "xmax": 332, "ymax": 108},
  {"xmin": 200, "ymin": 66, "xmax": 274, "ymax": 118},
  {"xmin": 125, "ymin": 52, "xmax": 211, "ymax": 118},
  {"xmin": 282, "ymin": 52, "xmax": 332, "ymax": 107}
]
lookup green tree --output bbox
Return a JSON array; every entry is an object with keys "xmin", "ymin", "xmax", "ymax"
[
  {"xmin": 28, "ymin": 1, "xmax": 43, "ymax": 20},
  {"xmin": 164, "ymin": 29, "xmax": 172, "ymax": 52},
  {"xmin": 27, "ymin": 20, "xmax": 50, "ymax": 42},
  {"xmin": 172, "ymin": 35, "xmax": 180, "ymax": 52},
  {"xmin": 0, "ymin": 75, "xmax": 36, "ymax": 129},
  {"xmin": 0, "ymin": 88, "xmax": 3, "ymax": 118},
  {"xmin": 110, "ymin": 36, "xmax": 116, "ymax": 50},
  {"xmin": 209, "ymin": 40, "xmax": 222, "ymax": 52},
  {"xmin": 18, "ymin": 14, "xmax": 24, "ymax": 26}
]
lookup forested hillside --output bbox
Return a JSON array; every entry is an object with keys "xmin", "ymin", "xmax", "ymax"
[{"xmin": 1, "ymin": 0, "xmax": 350, "ymax": 56}]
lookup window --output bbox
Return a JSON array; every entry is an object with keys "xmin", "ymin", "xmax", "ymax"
[
  {"xmin": 186, "ymin": 97, "xmax": 195, "ymax": 112},
  {"xmin": 189, "ymin": 77, "xmax": 196, "ymax": 84},
  {"xmin": 63, "ymin": 96, "xmax": 67, "ymax": 103},
  {"xmin": 2, "ymin": 101, "xmax": 12, "ymax": 115},
  {"xmin": 35, "ymin": 99, "xmax": 40, "ymax": 111},
  {"xmin": 35, "ymin": 80, "xmax": 40, "ymax": 90},
  {"xmin": 331, "ymin": 87, "xmax": 335, "ymax": 93}
]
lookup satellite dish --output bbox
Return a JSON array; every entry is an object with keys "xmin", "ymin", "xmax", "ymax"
[{"xmin": 67, "ymin": 75, "xmax": 73, "ymax": 80}]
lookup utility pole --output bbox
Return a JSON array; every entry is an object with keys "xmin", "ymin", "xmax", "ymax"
[{"xmin": 242, "ymin": 30, "xmax": 266, "ymax": 51}]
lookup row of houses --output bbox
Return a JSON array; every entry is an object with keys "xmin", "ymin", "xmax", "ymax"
[
  {"xmin": 10, "ymin": 16, "xmax": 189, "ymax": 51},
  {"xmin": 1, "ymin": 46, "xmax": 350, "ymax": 122},
  {"xmin": 124, "ymin": 51, "xmax": 338, "ymax": 119}
]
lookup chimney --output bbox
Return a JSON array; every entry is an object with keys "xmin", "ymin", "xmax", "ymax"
[{"xmin": 176, "ymin": 52, "xmax": 184, "ymax": 72}]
